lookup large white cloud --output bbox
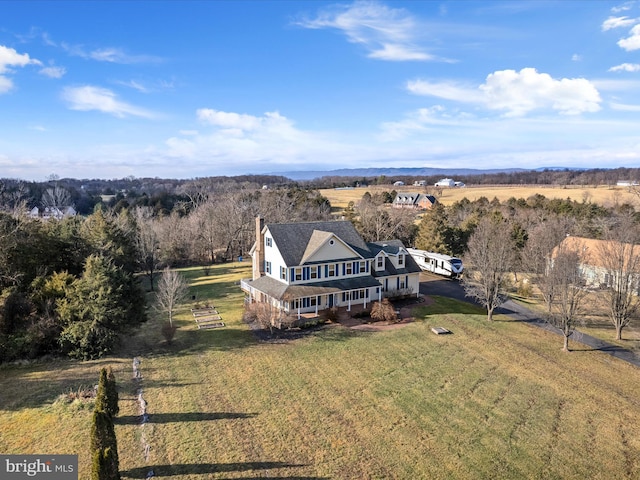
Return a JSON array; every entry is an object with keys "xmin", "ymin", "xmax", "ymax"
[
  {"xmin": 61, "ymin": 85, "xmax": 157, "ymax": 118},
  {"xmin": 296, "ymin": 0, "xmax": 434, "ymax": 61},
  {"xmin": 408, "ymin": 68, "xmax": 601, "ymax": 116},
  {"xmin": 0, "ymin": 45, "xmax": 41, "ymax": 93}
]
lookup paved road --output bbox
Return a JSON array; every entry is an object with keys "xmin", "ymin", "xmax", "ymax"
[{"xmin": 419, "ymin": 272, "xmax": 640, "ymax": 368}]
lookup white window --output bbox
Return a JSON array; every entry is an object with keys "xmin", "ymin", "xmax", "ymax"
[
  {"xmin": 359, "ymin": 260, "xmax": 367, "ymax": 272},
  {"xmin": 265, "ymin": 261, "xmax": 271, "ymax": 274},
  {"xmin": 265, "ymin": 237, "xmax": 272, "ymax": 247},
  {"xmin": 398, "ymin": 254, "xmax": 404, "ymax": 266},
  {"xmin": 328, "ymin": 264, "xmax": 336, "ymax": 277},
  {"xmin": 280, "ymin": 267, "xmax": 287, "ymax": 280},
  {"xmin": 377, "ymin": 256, "xmax": 384, "ymax": 269},
  {"xmin": 310, "ymin": 266, "xmax": 318, "ymax": 279},
  {"xmin": 345, "ymin": 263, "xmax": 353, "ymax": 275},
  {"xmin": 295, "ymin": 267, "xmax": 302, "ymax": 281}
]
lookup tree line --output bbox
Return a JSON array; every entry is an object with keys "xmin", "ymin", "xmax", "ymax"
[{"xmin": 0, "ymin": 185, "xmax": 332, "ymax": 362}]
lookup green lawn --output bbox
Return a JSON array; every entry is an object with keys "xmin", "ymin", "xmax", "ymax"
[{"xmin": 1, "ymin": 262, "xmax": 639, "ymax": 479}]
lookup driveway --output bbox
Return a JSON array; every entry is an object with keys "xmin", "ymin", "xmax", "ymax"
[{"xmin": 419, "ymin": 272, "xmax": 640, "ymax": 368}]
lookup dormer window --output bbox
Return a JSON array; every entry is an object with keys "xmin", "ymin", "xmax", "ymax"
[
  {"xmin": 377, "ymin": 256, "xmax": 384, "ymax": 269},
  {"xmin": 398, "ymin": 254, "xmax": 404, "ymax": 266}
]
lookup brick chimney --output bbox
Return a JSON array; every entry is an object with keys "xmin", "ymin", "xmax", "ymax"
[{"xmin": 252, "ymin": 216, "xmax": 265, "ymax": 280}]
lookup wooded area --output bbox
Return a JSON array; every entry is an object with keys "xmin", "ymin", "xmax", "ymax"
[{"xmin": 1, "ymin": 169, "xmax": 639, "ymax": 362}]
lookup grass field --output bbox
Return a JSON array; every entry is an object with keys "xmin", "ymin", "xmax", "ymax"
[
  {"xmin": 320, "ymin": 184, "xmax": 640, "ymax": 212},
  {"xmin": 1, "ymin": 263, "xmax": 640, "ymax": 479}
]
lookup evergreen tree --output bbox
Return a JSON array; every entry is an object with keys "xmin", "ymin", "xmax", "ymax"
[
  {"xmin": 415, "ymin": 203, "xmax": 451, "ymax": 253},
  {"xmin": 106, "ymin": 367, "xmax": 119, "ymax": 417},
  {"xmin": 57, "ymin": 254, "xmax": 145, "ymax": 359}
]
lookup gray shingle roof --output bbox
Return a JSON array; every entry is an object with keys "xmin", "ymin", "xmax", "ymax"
[
  {"xmin": 267, "ymin": 220, "xmax": 373, "ymax": 266},
  {"xmin": 245, "ymin": 274, "xmax": 382, "ymax": 301}
]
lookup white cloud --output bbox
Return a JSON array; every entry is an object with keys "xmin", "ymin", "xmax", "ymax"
[
  {"xmin": 618, "ymin": 24, "xmax": 640, "ymax": 50},
  {"xmin": 0, "ymin": 45, "xmax": 41, "ymax": 93},
  {"xmin": 481, "ymin": 68, "xmax": 601, "ymax": 116},
  {"xmin": 409, "ymin": 68, "xmax": 601, "ymax": 117},
  {"xmin": 612, "ymin": 2, "xmax": 636, "ymax": 14},
  {"xmin": 39, "ymin": 65, "xmax": 66, "ymax": 78},
  {"xmin": 116, "ymin": 80, "xmax": 150, "ymax": 93},
  {"xmin": 602, "ymin": 15, "xmax": 637, "ymax": 31},
  {"xmin": 610, "ymin": 102, "xmax": 640, "ymax": 111},
  {"xmin": 0, "ymin": 75, "xmax": 12, "ymax": 94},
  {"xmin": 62, "ymin": 43, "xmax": 161, "ymax": 64},
  {"xmin": 296, "ymin": 0, "xmax": 434, "ymax": 61},
  {"xmin": 61, "ymin": 85, "xmax": 157, "ymax": 118},
  {"xmin": 609, "ymin": 62, "xmax": 640, "ymax": 72},
  {"xmin": 572, "ymin": 54, "xmax": 582, "ymax": 62},
  {"xmin": 197, "ymin": 109, "xmax": 263, "ymax": 131},
  {"xmin": 407, "ymin": 79, "xmax": 483, "ymax": 103}
]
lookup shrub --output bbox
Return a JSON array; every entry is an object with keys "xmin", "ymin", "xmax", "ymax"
[{"xmin": 370, "ymin": 298, "xmax": 398, "ymax": 323}]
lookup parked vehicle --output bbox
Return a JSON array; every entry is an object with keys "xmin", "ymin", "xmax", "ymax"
[{"xmin": 406, "ymin": 248, "xmax": 464, "ymax": 278}]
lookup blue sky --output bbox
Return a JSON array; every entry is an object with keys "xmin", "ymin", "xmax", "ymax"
[{"xmin": 2, "ymin": 1, "xmax": 640, "ymax": 180}]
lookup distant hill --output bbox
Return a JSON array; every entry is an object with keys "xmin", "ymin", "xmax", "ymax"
[{"xmin": 276, "ymin": 167, "xmax": 531, "ymax": 181}]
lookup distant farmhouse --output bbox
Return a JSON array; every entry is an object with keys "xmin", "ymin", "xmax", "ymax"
[
  {"xmin": 241, "ymin": 217, "xmax": 421, "ymax": 322},
  {"xmin": 434, "ymin": 178, "xmax": 465, "ymax": 188},
  {"xmin": 616, "ymin": 180, "xmax": 639, "ymax": 187},
  {"xmin": 28, "ymin": 206, "xmax": 77, "ymax": 220},
  {"xmin": 392, "ymin": 192, "xmax": 437, "ymax": 210}
]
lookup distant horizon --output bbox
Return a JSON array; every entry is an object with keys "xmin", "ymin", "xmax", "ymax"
[
  {"xmin": 3, "ymin": 164, "xmax": 638, "ymax": 183},
  {"xmin": 2, "ymin": 1, "xmax": 640, "ymax": 180}
]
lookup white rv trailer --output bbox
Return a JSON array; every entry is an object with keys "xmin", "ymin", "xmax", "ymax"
[{"xmin": 406, "ymin": 248, "xmax": 464, "ymax": 278}]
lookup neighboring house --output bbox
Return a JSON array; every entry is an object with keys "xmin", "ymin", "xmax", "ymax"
[
  {"xmin": 413, "ymin": 180, "xmax": 427, "ymax": 187},
  {"xmin": 28, "ymin": 206, "xmax": 77, "ymax": 220},
  {"xmin": 552, "ymin": 236, "xmax": 640, "ymax": 290},
  {"xmin": 241, "ymin": 217, "xmax": 421, "ymax": 319},
  {"xmin": 617, "ymin": 180, "xmax": 639, "ymax": 187},
  {"xmin": 392, "ymin": 192, "xmax": 437, "ymax": 210},
  {"xmin": 393, "ymin": 181, "xmax": 405, "ymax": 186},
  {"xmin": 434, "ymin": 178, "xmax": 455, "ymax": 187}
]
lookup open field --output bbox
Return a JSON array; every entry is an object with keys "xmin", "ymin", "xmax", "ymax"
[
  {"xmin": 1, "ymin": 263, "xmax": 640, "ymax": 479},
  {"xmin": 321, "ymin": 184, "xmax": 640, "ymax": 211}
]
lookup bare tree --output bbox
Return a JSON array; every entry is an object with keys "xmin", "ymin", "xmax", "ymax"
[
  {"xmin": 598, "ymin": 218, "xmax": 640, "ymax": 340},
  {"xmin": 521, "ymin": 217, "xmax": 573, "ymax": 311},
  {"xmin": 133, "ymin": 207, "xmax": 162, "ymax": 291},
  {"xmin": 155, "ymin": 267, "xmax": 189, "ymax": 328},
  {"xmin": 41, "ymin": 185, "xmax": 71, "ymax": 211},
  {"xmin": 462, "ymin": 217, "xmax": 517, "ymax": 321},
  {"xmin": 547, "ymin": 240, "xmax": 588, "ymax": 352},
  {"xmin": 356, "ymin": 195, "xmax": 416, "ymax": 244}
]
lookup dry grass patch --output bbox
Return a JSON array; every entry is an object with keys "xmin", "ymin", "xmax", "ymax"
[{"xmin": 320, "ymin": 184, "xmax": 640, "ymax": 211}]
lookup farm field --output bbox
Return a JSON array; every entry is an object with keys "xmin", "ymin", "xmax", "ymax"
[
  {"xmin": 320, "ymin": 184, "xmax": 639, "ymax": 211},
  {"xmin": 1, "ymin": 263, "xmax": 640, "ymax": 479}
]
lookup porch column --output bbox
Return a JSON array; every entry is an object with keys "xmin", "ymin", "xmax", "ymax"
[{"xmin": 298, "ymin": 305, "xmax": 301, "ymax": 320}]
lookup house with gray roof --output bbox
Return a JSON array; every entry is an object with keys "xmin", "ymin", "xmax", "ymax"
[
  {"xmin": 392, "ymin": 192, "xmax": 437, "ymax": 210},
  {"xmin": 240, "ymin": 217, "xmax": 421, "ymax": 321}
]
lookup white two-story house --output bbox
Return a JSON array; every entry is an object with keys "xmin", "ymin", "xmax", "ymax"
[{"xmin": 240, "ymin": 217, "xmax": 421, "ymax": 318}]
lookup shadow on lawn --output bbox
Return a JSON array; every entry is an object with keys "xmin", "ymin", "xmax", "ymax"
[
  {"xmin": 115, "ymin": 411, "xmax": 257, "ymax": 425},
  {"xmin": 121, "ymin": 462, "xmax": 316, "ymax": 478}
]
